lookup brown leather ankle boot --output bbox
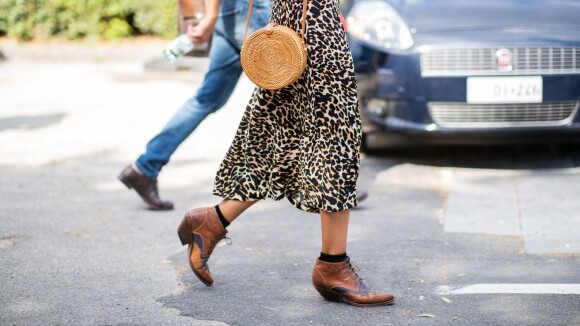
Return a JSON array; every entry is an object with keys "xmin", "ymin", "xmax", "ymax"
[
  {"xmin": 312, "ymin": 258, "xmax": 395, "ymax": 307},
  {"xmin": 177, "ymin": 207, "xmax": 227, "ymax": 286},
  {"xmin": 118, "ymin": 165, "xmax": 174, "ymax": 210}
]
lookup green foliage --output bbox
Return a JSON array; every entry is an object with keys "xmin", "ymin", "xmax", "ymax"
[
  {"xmin": 104, "ymin": 18, "xmax": 133, "ymax": 40},
  {"xmin": 0, "ymin": 0, "xmax": 178, "ymax": 41},
  {"xmin": 0, "ymin": 0, "xmax": 37, "ymax": 40},
  {"xmin": 133, "ymin": 1, "xmax": 180, "ymax": 38}
]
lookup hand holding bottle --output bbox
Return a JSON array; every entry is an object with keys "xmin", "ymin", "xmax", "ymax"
[
  {"xmin": 163, "ymin": 0, "xmax": 221, "ymax": 62},
  {"xmin": 186, "ymin": 16, "xmax": 217, "ymax": 44}
]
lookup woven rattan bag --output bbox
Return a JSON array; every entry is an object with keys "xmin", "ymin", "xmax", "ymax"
[{"xmin": 240, "ymin": 0, "xmax": 308, "ymax": 90}]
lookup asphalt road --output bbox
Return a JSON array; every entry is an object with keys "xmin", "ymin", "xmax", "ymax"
[{"xmin": 0, "ymin": 42, "xmax": 579, "ymax": 326}]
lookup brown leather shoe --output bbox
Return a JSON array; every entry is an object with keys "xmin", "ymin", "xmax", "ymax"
[
  {"xmin": 118, "ymin": 165, "xmax": 174, "ymax": 210},
  {"xmin": 312, "ymin": 258, "xmax": 394, "ymax": 307},
  {"xmin": 177, "ymin": 207, "xmax": 227, "ymax": 286}
]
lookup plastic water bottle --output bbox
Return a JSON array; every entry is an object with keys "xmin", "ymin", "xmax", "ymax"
[{"xmin": 163, "ymin": 34, "xmax": 194, "ymax": 62}]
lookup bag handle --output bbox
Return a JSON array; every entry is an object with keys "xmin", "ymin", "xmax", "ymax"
[{"xmin": 243, "ymin": 0, "xmax": 308, "ymax": 43}]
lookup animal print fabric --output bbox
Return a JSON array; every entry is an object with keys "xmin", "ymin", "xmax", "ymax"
[{"xmin": 213, "ymin": 0, "xmax": 362, "ymax": 213}]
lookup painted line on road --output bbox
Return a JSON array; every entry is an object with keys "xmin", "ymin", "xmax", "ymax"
[{"xmin": 438, "ymin": 284, "xmax": 580, "ymax": 295}]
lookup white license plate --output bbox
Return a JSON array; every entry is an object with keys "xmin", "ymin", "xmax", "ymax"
[{"xmin": 466, "ymin": 76, "xmax": 543, "ymax": 104}]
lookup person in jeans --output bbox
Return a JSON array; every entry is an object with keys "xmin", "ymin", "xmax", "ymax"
[{"xmin": 118, "ymin": 0, "xmax": 271, "ymax": 210}]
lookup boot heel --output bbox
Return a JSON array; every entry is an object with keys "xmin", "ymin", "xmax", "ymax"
[
  {"xmin": 118, "ymin": 176, "xmax": 133, "ymax": 189},
  {"xmin": 314, "ymin": 287, "xmax": 343, "ymax": 303},
  {"xmin": 177, "ymin": 214, "xmax": 194, "ymax": 246}
]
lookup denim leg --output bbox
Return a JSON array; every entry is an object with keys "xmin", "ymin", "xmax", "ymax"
[{"xmin": 136, "ymin": 33, "xmax": 243, "ymax": 180}]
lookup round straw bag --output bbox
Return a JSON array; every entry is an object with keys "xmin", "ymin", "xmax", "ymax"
[{"xmin": 240, "ymin": 0, "xmax": 308, "ymax": 91}]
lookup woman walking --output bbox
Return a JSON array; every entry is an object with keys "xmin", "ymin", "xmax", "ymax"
[{"xmin": 177, "ymin": 0, "xmax": 394, "ymax": 307}]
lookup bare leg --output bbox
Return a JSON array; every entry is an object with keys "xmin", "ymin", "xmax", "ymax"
[
  {"xmin": 218, "ymin": 199, "xmax": 257, "ymax": 223},
  {"xmin": 320, "ymin": 209, "xmax": 350, "ymax": 255}
]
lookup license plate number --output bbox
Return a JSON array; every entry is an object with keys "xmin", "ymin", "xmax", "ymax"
[{"xmin": 467, "ymin": 76, "xmax": 543, "ymax": 104}]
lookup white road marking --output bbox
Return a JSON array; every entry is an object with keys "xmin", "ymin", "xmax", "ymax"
[{"xmin": 438, "ymin": 284, "xmax": 580, "ymax": 295}]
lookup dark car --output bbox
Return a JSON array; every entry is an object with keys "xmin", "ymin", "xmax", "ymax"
[{"xmin": 340, "ymin": 0, "xmax": 580, "ymax": 149}]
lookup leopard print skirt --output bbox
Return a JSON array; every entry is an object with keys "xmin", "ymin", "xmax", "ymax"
[{"xmin": 213, "ymin": 0, "xmax": 361, "ymax": 213}]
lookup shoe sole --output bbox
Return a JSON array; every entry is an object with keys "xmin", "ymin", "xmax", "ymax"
[
  {"xmin": 177, "ymin": 213, "xmax": 213, "ymax": 287},
  {"xmin": 314, "ymin": 286, "xmax": 395, "ymax": 307}
]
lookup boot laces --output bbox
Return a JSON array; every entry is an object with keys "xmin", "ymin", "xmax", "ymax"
[
  {"xmin": 347, "ymin": 260, "xmax": 363, "ymax": 280},
  {"xmin": 220, "ymin": 236, "xmax": 233, "ymax": 246}
]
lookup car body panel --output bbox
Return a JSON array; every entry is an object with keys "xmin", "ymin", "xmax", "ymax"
[{"xmin": 387, "ymin": 0, "xmax": 580, "ymax": 32}]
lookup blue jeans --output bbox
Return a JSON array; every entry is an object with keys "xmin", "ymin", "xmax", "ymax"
[{"xmin": 136, "ymin": 0, "xmax": 271, "ymax": 179}]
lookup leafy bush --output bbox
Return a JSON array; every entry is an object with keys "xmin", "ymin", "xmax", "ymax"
[{"xmin": 0, "ymin": 0, "xmax": 178, "ymax": 41}]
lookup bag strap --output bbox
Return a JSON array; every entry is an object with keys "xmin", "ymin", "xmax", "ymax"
[{"xmin": 243, "ymin": 0, "xmax": 308, "ymax": 43}]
